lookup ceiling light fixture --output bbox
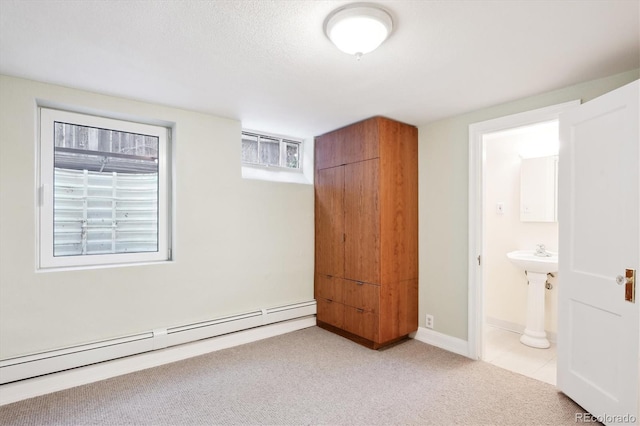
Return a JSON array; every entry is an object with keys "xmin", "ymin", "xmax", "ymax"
[{"xmin": 324, "ymin": 3, "xmax": 393, "ymax": 60}]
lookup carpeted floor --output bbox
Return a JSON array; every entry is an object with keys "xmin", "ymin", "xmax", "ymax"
[{"xmin": 0, "ymin": 326, "xmax": 584, "ymax": 425}]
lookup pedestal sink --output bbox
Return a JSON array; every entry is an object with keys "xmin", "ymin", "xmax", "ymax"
[{"xmin": 506, "ymin": 250, "xmax": 558, "ymax": 349}]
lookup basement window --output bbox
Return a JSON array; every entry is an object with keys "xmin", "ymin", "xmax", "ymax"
[
  {"xmin": 241, "ymin": 131, "xmax": 302, "ymax": 170},
  {"xmin": 38, "ymin": 107, "xmax": 171, "ymax": 269},
  {"xmin": 241, "ymin": 129, "xmax": 312, "ymax": 185}
]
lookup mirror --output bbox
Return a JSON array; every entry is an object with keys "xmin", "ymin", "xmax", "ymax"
[{"xmin": 520, "ymin": 155, "xmax": 558, "ymax": 222}]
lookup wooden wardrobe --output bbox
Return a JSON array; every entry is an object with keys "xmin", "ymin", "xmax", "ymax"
[{"xmin": 314, "ymin": 116, "xmax": 418, "ymax": 349}]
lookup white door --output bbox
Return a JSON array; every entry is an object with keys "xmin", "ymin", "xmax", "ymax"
[{"xmin": 558, "ymin": 80, "xmax": 639, "ymax": 425}]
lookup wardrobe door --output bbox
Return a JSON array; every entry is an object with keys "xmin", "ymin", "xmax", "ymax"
[
  {"xmin": 340, "ymin": 118, "xmax": 379, "ymax": 165},
  {"xmin": 315, "ymin": 133, "xmax": 344, "ymax": 170},
  {"xmin": 344, "ymin": 159, "xmax": 380, "ymax": 285},
  {"xmin": 315, "ymin": 166, "xmax": 344, "ymax": 277},
  {"xmin": 315, "ymin": 118, "xmax": 379, "ymax": 169}
]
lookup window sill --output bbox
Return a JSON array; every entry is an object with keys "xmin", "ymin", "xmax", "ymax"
[
  {"xmin": 36, "ymin": 259, "xmax": 173, "ymax": 273},
  {"xmin": 241, "ymin": 164, "xmax": 312, "ymax": 185}
]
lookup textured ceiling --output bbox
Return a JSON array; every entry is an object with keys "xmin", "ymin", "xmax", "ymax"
[{"xmin": 0, "ymin": 0, "xmax": 638, "ymax": 138}]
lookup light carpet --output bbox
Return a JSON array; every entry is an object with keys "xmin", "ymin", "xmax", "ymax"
[{"xmin": 0, "ymin": 326, "xmax": 584, "ymax": 425}]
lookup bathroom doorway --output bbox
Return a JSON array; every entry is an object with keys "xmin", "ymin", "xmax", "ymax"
[
  {"xmin": 481, "ymin": 121, "xmax": 559, "ymax": 384},
  {"xmin": 467, "ymin": 101, "xmax": 579, "ymax": 384}
]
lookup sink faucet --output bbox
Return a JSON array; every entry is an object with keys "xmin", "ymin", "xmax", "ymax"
[{"xmin": 535, "ymin": 244, "xmax": 550, "ymax": 257}]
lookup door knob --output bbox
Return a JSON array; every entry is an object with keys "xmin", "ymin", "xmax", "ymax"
[{"xmin": 616, "ymin": 275, "xmax": 629, "ymax": 285}]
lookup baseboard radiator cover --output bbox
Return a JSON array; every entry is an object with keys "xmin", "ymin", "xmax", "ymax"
[{"xmin": 0, "ymin": 300, "xmax": 316, "ymax": 385}]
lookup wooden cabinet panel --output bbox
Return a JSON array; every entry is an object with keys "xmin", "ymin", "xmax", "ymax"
[
  {"xmin": 378, "ymin": 279, "xmax": 419, "ymax": 343},
  {"xmin": 341, "ymin": 118, "xmax": 379, "ymax": 165},
  {"xmin": 315, "ymin": 118, "xmax": 379, "ymax": 169},
  {"xmin": 315, "ymin": 167, "xmax": 344, "ymax": 277},
  {"xmin": 315, "ymin": 132, "xmax": 344, "ymax": 170},
  {"xmin": 317, "ymin": 298, "xmax": 345, "ymax": 329},
  {"xmin": 379, "ymin": 118, "xmax": 419, "ymax": 284},
  {"xmin": 344, "ymin": 280, "xmax": 379, "ymax": 313},
  {"xmin": 344, "ymin": 159, "xmax": 380, "ymax": 284},
  {"xmin": 315, "ymin": 275, "xmax": 345, "ymax": 304},
  {"xmin": 401, "ymin": 279, "xmax": 419, "ymax": 336},
  {"xmin": 344, "ymin": 307, "xmax": 378, "ymax": 342}
]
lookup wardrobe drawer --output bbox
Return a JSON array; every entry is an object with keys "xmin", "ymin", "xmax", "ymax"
[
  {"xmin": 344, "ymin": 306, "xmax": 378, "ymax": 342},
  {"xmin": 315, "ymin": 275, "xmax": 345, "ymax": 304},
  {"xmin": 344, "ymin": 280, "xmax": 379, "ymax": 313},
  {"xmin": 317, "ymin": 298, "xmax": 345, "ymax": 329}
]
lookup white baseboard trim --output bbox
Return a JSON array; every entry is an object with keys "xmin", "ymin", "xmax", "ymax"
[
  {"xmin": 485, "ymin": 316, "xmax": 557, "ymax": 343},
  {"xmin": 413, "ymin": 327, "xmax": 470, "ymax": 358},
  {"xmin": 0, "ymin": 316, "xmax": 316, "ymax": 406},
  {"xmin": 1, "ymin": 301, "xmax": 316, "ymax": 385}
]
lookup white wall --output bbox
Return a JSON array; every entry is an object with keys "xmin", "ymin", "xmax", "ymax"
[
  {"xmin": 0, "ymin": 75, "xmax": 315, "ymax": 359},
  {"xmin": 484, "ymin": 133, "xmax": 558, "ymax": 334},
  {"xmin": 418, "ymin": 69, "xmax": 639, "ymax": 340}
]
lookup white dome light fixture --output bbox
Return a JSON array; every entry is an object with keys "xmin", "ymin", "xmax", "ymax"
[{"xmin": 324, "ymin": 3, "xmax": 393, "ymax": 60}]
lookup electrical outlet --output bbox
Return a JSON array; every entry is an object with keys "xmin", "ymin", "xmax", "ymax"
[{"xmin": 425, "ymin": 314, "xmax": 434, "ymax": 329}]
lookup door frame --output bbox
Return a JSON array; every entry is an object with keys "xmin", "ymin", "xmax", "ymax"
[{"xmin": 467, "ymin": 100, "xmax": 580, "ymax": 360}]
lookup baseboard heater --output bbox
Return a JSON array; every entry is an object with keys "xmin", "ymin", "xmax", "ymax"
[{"xmin": 0, "ymin": 300, "xmax": 316, "ymax": 385}]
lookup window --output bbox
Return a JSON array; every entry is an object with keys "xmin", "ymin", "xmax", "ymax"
[
  {"xmin": 38, "ymin": 108, "xmax": 171, "ymax": 269},
  {"xmin": 241, "ymin": 131, "xmax": 301, "ymax": 170}
]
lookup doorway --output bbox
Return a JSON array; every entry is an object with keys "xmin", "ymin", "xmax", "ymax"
[
  {"xmin": 482, "ymin": 121, "xmax": 559, "ymax": 384},
  {"xmin": 467, "ymin": 101, "xmax": 580, "ymax": 382}
]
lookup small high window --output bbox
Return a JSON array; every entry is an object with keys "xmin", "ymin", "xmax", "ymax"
[
  {"xmin": 241, "ymin": 131, "xmax": 301, "ymax": 170},
  {"xmin": 38, "ymin": 107, "xmax": 171, "ymax": 269}
]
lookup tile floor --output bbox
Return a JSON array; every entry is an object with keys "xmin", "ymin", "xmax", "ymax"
[{"xmin": 482, "ymin": 324, "xmax": 557, "ymax": 385}]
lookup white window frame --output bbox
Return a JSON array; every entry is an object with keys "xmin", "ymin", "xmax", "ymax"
[
  {"xmin": 38, "ymin": 107, "xmax": 171, "ymax": 270},
  {"xmin": 241, "ymin": 129, "xmax": 313, "ymax": 185},
  {"xmin": 241, "ymin": 130, "xmax": 303, "ymax": 171}
]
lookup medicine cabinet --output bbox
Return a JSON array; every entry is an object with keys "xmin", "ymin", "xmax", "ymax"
[{"xmin": 520, "ymin": 155, "xmax": 558, "ymax": 222}]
